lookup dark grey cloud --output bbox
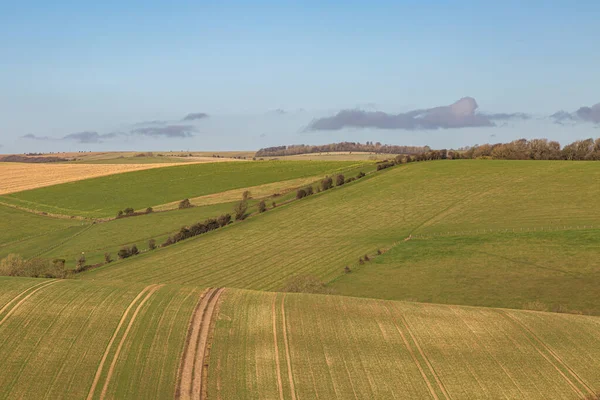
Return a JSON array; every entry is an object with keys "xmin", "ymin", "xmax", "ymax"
[
  {"xmin": 306, "ymin": 97, "xmax": 527, "ymax": 131},
  {"xmin": 63, "ymin": 131, "xmax": 118, "ymax": 143},
  {"xmin": 22, "ymin": 132, "xmax": 118, "ymax": 143},
  {"xmin": 22, "ymin": 133, "xmax": 52, "ymax": 140},
  {"xmin": 550, "ymin": 110, "xmax": 576, "ymax": 123},
  {"xmin": 131, "ymin": 125, "xmax": 196, "ymax": 138},
  {"xmin": 131, "ymin": 120, "xmax": 167, "ymax": 127},
  {"xmin": 550, "ymin": 103, "xmax": 600, "ymax": 124},
  {"xmin": 576, "ymin": 104, "xmax": 600, "ymax": 123},
  {"xmin": 485, "ymin": 112, "xmax": 530, "ymax": 121},
  {"xmin": 182, "ymin": 113, "xmax": 209, "ymax": 121}
]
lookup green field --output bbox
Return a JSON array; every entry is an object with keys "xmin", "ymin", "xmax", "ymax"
[
  {"xmin": 0, "ymin": 204, "xmax": 84, "ymax": 249},
  {"xmin": 209, "ymin": 289, "xmax": 600, "ymax": 399},
  {"xmin": 332, "ymin": 229, "xmax": 600, "ymax": 314},
  {"xmin": 80, "ymin": 161, "xmax": 600, "ymax": 315},
  {"xmin": 1, "ymin": 160, "xmax": 364, "ymax": 218}
]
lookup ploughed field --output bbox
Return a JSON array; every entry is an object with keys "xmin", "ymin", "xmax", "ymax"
[
  {"xmin": 2, "ymin": 158, "xmax": 600, "ymax": 399},
  {"xmin": 0, "ymin": 278, "xmax": 599, "ymax": 399}
]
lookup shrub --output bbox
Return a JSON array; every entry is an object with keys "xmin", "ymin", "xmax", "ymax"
[
  {"xmin": 280, "ymin": 275, "xmax": 334, "ymax": 295},
  {"xmin": 321, "ymin": 177, "xmax": 333, "ymax": 191},
  {"xmin": 104, "ymin": 253, "xmax": 113, "ymax": 263},
  {"xmin": 336, "ymin": 174, "xmax": 345, "ymax": 186},
  {"xmin": 0, "ymin": 255, "xmax": 68, "ymax": 278},
  {"xmin": 364, "ymin": 254, "xmax": 370, "ymax": 261},
  {"xmin": 242, "ymin": 190, "xmax": 251, "ymax": 201},
  {"xmin": 190, "ymin": 223, "xmax": 207, "ymax": 236},
  {"xmin": 344, "ymin": 266, "xmax": 351, "ymax": 273},
  {"xmin": 258, "ymin": 200, "xmax": 267, "ymax": 213},
  {"xmin": 148, "ymin": 239, "xmax": 156, "ymax": 250},
  {"xmin": 272, "ymin": 201, "xmax": 277, "ymax": 208},
  {"xmin": 130, "ymin": 244, "xmax": 139, "ymax": 256},
  {"xmin": 377, "ymin": 249, "xmax": 382, "ymax": 255},
  {"xmin": 359, "ymin": 257, "xmax": 365, "ymax": 265},
  {"xmin": 52, "ymin": 259, "xmax": 66, "ymax": 268},
  {"xmin": 305, "ymin": 186, "xmax": 314, "ymax": 195},
  {"xmin": 118, "ymin": 247, "xmax": 131, "ymax": 259},
  {"xmin": 217, "ymin": 214, "xmax": 232, "ymax": 227},
  {"xmin": 124, "ymin": 207, "xmax": 135, "ymax": 216},
  {"xmin": 204, "ymin": 218, "xmax": 220, "ymax": 231},
  {"xmin": 296, "ymin": 189, "xmax": 307, "ymax": 199},
  {"xmin": 345, "ymin": 177, "xmax": 356, "ymax": 184},
  {"xmin": 146, "ymin": 207, "xmax": 153, "ymax": 214},
  {"xmin": 116, "ymin": 210, "xmax": 124, "ymax": 218},
  {"xmin": 76, "ymin": 253, "xmax": 86, "ymax": 270},
  {"xmin": 234, "ymin": 202, "xmax": 248, "ymax": 220},
  {"xmin": 162, "ymin": 236, "xmax": 175, "ymax": 247},
  {"xmin": 357, "ymin": 171, "xmax": 366, "ymax": 179},
  {"xmin": 179, "ymin": 199, "xmax": 192, "ymax": 209}
]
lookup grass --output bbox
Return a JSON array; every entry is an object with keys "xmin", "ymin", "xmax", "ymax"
[
  {"xmin": 209, "ymin": 288, "xmax": 600, "ymax": 399},
  {"xmin": 0, "ymin": 278, "xmax": 199, "ymax": 400},
  {"xmin": 1, "ymin": 160, "xmax": 365, "ymax": 218},
  {"xmin": 81, "ymin": 161, "xmax": 600, "ymax": 315},
  {"xmin": 0, "ymin": 204, "xmax": 83, "ymax": 249},
  {"xmin": 331, "ymin": 229, "xmax": 600, "ymax": 314}
]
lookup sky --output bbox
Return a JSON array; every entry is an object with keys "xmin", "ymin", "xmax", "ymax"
[{"xmin": 1, "ymin": 0, "xmax": 599, "ymax": 153}]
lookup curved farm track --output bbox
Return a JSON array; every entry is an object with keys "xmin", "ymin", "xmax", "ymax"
[{"xmin": 176, "ymin": 288, "xmax": 224, "ymax": 400}]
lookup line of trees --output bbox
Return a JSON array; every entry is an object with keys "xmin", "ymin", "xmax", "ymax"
[
  {"xmin": 462, "ymin": 138, "xmax": 600, "ymax": 160},
  {"xmin": 162, "ymin": 214, "xmax": 232, "ymax": 247},
  {"xmin": 255, "ymin": 142, "xmax": 430, "ymax": 157}
]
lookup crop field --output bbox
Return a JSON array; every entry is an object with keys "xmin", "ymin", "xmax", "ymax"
[
  {"xmin": 80, "ymin": 161, "xmax": 600, "ymax": 315},
  {"xmin": 332, "ymin": 229, "xmax": 600, "ymax": 314},
  {"xmin": 0, "ymin": 204, "xmax": 84, "ymax": 250},
  {"xmin": 1, "ymin": 201, "xmax": 242, "ymax": 267},
  {"xmin": 1, "ymin": 160, "xmax": 364, "ymax": 218},
  {"xmin": 209, "ymin": 289, "xmax": 600, "ymax": 399},
  {"xmin": 0, "ymin": 278, "xmax": 201, "ymax": 400},
  {"xmin": 0, "ymin": 162, "xmax": 201, "ymax": 195}
]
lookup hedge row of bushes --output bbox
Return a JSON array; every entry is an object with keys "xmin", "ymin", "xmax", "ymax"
[
  {"xmin": 116, "ymin": 207, "xmax": 153, "ymax": 219},
  {"xmin": 162, "ymin": 214, "xmax": 232, "ymax": 247}
]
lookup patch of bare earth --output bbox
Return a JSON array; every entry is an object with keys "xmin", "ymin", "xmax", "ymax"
[{"xmin": 176, "ymin": 288, "xmax": 224, "ymax": 400}]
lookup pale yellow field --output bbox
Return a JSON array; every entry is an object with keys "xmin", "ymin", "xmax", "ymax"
[
  {"xmin": 149, "ymin": 175, "xmax": 320, "ymax": 211},
  {"xmin": 0, "ymin": 161, "xmax": 229, "ymax": 194}
]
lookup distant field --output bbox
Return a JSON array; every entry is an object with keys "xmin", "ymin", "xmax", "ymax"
[
  {"xmin": 81, "ymin": 161, "xmax": 600, "ymax": 315},
  {"xmin": 210, "ymin": 289, "xmax": 600, "ymax": 399},
  {"xmin": 1, "ymin": 160, "xmax": 364, "ymax": 218},
  {"xmin": 0, "ymin": 162, "xmax": 207, "ymax": 195},
  {"xmin": 0, "ymin": 278, "xmax": 200, "ymax": 400},
  {"xmin": 0, "ymin": 204, "xmax": 83, "ymax": 249}
]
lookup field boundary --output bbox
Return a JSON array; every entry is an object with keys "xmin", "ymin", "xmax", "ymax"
[
  {"xmin": 0, "ymin": 280, "xmax": 59, "ymax": 328},
  {"xmin": 175, "ymin": 287, "xmax": 224, "ymax": 400}
]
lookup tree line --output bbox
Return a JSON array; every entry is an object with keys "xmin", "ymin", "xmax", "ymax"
[
  {"xmin": 255, "ymin": 142, "xmax": 431, "ymax": 157},
  {"xmin": 462, "ymin": 138, "xmax": 600, "ymax": 160}
]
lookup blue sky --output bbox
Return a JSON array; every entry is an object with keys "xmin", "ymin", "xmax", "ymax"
[{"xmin": 1, "ymin": 0, "xmax": 599, "ymax": 152}]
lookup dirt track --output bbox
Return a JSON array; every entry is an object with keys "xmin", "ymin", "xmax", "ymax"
[{"xmin": 176, "ymin": 288, "xmax": 224, "ymax": 400}]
